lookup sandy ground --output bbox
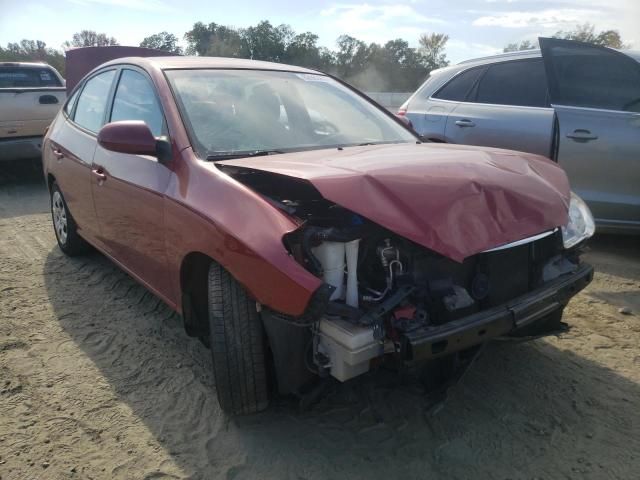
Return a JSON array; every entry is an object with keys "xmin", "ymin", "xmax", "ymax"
[{"xmin": 0, "ymin": 160, "xmax": 639, "ymax": 480}]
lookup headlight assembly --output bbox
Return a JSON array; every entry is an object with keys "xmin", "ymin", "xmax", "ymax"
[{"xmin": 562, "ymin": 192, "xmax": 595, "ymax": 249}]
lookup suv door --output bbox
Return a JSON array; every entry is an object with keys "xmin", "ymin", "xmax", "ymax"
[
  {"xmin": 403, "ymin": 68, "xmax": 483, "ymax": 142},
  {"xmin": 540, "ymin": 38, "xmax": 640, "ymax": 232},
  {"xmin": 91, "ymin": 67, "xmax": 173, "ymax": 299},
  {"xmin": 47, "ymin": 68, "xmax": 117, "ymax": 244},
  {"xmin": 444, "ymin": 59, "xmax": 555, "ymax": 157}
]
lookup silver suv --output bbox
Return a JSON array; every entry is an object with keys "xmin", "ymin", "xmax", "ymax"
[{"xmin": 401, "ymin": 38, "xmax": 640, "ymax": 234}]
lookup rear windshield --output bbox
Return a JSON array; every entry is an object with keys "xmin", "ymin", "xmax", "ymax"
[{"xmin": 0, "ymin": 66, "xmax": 62, "ymax": 88}]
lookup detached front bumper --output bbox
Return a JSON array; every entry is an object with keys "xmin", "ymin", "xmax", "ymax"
[
  {"xmin": 401, "ymin": 263, "xmax": 594, "ymax": 361},
  {"xmin": 0, "ymin": 136, "xmax": 43, "ymax": 162}
]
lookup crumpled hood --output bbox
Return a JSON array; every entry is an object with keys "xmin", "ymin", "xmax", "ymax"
[{"xmin": 218, "ymin": 143, "xmax": 570, "ymax": 262}]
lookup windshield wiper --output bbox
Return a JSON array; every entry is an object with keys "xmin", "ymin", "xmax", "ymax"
[{"xmin": 206, "ymin": 149, "xmax": 285, "ymax": 161}]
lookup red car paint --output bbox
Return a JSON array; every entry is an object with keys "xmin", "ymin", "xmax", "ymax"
[
  {"xmin": 218, "ymin": 143, "xmax": 570, "ymax": 262},
  {"xmin": 43, "ymin": 55, "xmax": 570, "ymax": 319}
]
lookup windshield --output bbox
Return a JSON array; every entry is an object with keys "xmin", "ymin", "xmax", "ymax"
[{"xmin": 165, "ymin": 69, "xmax": 416, "ymax": 158}]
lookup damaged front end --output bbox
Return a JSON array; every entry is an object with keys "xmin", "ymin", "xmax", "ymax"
[
  {"xmin": 216, "ymin": 147, "xmax": 594, "ymax": 391},
  {"xmin": 280, "ymin": 205, "xmax": 592, "ymax": 384}
]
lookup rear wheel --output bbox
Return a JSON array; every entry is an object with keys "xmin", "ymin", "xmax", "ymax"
[
  {"xmin": 207, "ymin": 262, "xmax": 270, "ymax": 415},
  {"xmin": 50, "ymin": 182, "xmax": 89, "ymax": 256}
]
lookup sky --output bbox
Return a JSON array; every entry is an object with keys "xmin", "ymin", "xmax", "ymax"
[{"xmin": 0, "ymin": 0, "xmax": 638, "ymax": 63}]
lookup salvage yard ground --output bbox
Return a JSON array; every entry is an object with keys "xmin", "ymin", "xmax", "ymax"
[{"xmin": 0, "ymin": 160, "xmax": 639, "ymax": 480}]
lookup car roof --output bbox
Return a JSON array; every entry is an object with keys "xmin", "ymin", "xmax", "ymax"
[
  {"xmin": 0, "ymin": 61, "xmax": 56, "ymax": 68},
  {"xmin": 458, "ymin": 47, "xmax": 640, "ymax": 66},
  {"xmin": 99, "ymin": 55, "xmax": 323, "ymax": 74}
]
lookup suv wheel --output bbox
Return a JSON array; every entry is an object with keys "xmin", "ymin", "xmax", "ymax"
[{"xmin": 207, "ymin": 262, "xmax": 270, "ymax": 415}]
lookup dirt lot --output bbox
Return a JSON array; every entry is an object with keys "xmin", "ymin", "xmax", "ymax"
[{"xmin": 1, "ymin": 160, "xmax": 639, "ymax": 480}]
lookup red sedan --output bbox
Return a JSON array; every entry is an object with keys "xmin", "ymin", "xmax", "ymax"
[{"xmin": 43, "ymin": 55, "xmax": 594, "ymax": 414}]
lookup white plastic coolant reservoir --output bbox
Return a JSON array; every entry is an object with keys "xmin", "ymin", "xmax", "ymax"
[
  {"xmin": 312, "ymin": 241, "xmax": 346, "ymax": 300},
  {"xmin": 318, "ymin": 317, "xmax": 382, "ymax": 382},
  {"xmin": 345, "ymin": 239, "xmax": 360, "ymax": 308}
]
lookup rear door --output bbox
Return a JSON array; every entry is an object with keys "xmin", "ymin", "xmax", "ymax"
[
  {"xmin": 444, "ymin": 59, "xmax": 555, "ymax": 157},
  {"xmin": 403, "ymin": 69, "xmax": 478, "ymax": 141},
  {"xmin": 91, "ymin": 67, "xmax": 173, "ymax": 299},
  {"xmin": 47, "ymin": 68, "xmax": 117, "ymax": 243},
  {"xmin": 0, "ymin": 65, "xmax": 65, "ymax": 139},
  {"xmin": 540, "ymin": 38, "xmax": 640, "ymax": 231}
]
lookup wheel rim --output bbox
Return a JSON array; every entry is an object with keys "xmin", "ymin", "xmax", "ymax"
[{"xmin": 52, "ymin": 191, "xmax": 68, "ymax": 244}]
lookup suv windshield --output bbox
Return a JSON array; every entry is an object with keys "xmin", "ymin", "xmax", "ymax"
[
  {"xmin": 0, "ymin": 66, "xmax": 62, "ymax": 88},
  {"xmin": 165, "ymin": 69, "xmax": 416, "ymax": 158}
]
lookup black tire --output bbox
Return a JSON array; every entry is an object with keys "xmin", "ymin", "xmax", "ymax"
[
  {"xmin": 50, "ymin": 182, "xmax": 90, "ymax": 256},
  {"xmin": 207, "ymin": 262, "xmax": 270, "ymax": 415}
]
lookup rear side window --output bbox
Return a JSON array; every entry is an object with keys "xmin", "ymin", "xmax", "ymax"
[
  {"xmin": 0, "ymin": 66, "xmax": 62, "ymax": 88},
  {"xmin": 433, "ymin": 67, "xmax": 485, "ymax": 102},
  {"xmin": 110, "ymin": 69, "xmax": 164, "ymax": 137},
  {"xmin": 475, "ymin": 59, "xmax": 548, "ymax": 108},
  {"xmin": 546, "ymin": 47, "xmax": 640, "ymax": 112},
  {"xmin": 73, "ymin": 70, "xmax": 116, "ymax": 133}
]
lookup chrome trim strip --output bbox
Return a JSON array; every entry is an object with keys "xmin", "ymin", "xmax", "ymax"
[{"xmin": 482, "ymin": 229, "xmax": 557, "ymax": 253}]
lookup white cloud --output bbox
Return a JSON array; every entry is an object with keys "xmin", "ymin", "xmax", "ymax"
[
  {"xmin": 319, "ymin": 3, "xmax": 446, "ymax": 45},
  {"xmin": 472, "ymin": 8, "xmax": 601, "ymax": 29}
]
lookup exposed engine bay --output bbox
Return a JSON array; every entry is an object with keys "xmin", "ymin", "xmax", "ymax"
[{"xmin": 219, "ymin": 165, "xmax": 589, "ymax": 386}]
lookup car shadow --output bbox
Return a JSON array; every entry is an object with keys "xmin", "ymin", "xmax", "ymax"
[
  {"xmin": 0, "ymin": 158, "xmax": 49, "ymax": 220},
  {"xmin": 43, "ymin": 247, "xmax": 640, "ymax": 479}
]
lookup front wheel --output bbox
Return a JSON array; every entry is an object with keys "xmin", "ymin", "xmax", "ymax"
[
  {"xmin": 50, "ymin": 182, "xmax": 89, "ymax": 256},
  {"xmin": 207, "ymin": 262, "xmax": 270, "ymax": 415}
]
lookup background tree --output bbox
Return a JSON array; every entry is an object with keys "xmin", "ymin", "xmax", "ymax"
[
  {"xmin": 418, "ymin": 32, "xmax": 449, "ymax": 69},
  {"xmin": 140, "ymin": 32, "xmax": 182, "ymax": 54},
  {"xmin": 553, "ymin": 23, "xmax": 627, "ymax": 49},
  {"xmin": 0, "ymin": 39, "xmax": 65, "ymax": 74},
  {"xmin": 64, "ymin": 30, "xmax": 119, "ymax": 49},
  {"xmin": 503, "ymin": 40, "xmax": 537, "ymax": 52}
]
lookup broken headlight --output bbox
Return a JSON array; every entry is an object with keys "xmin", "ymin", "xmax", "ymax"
[{"xmin": 562, "ymin": 192, "xmax": 595, "ymax": 249}]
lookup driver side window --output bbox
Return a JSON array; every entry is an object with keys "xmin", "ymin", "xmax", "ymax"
[{"xmin": 110, "ymin": 69, "xmax": 164, "ymax": 136}]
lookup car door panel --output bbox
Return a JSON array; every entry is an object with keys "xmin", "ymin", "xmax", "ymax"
[
  {"xmin": 445, "ymin": 103, "xmax": 554, "ymax": 157},
  {"xmin": 553, "ymin": 106, "xmax": 640, "ymax": 229},
  {"xmin": 540, "ymin": 37, "xmax": 640, "ymax": 230},
  {"xmin": 406, "ymin": 99, "xmax": 458, "ymax": 141},
  {"xmin": 90, "ymin": 67, "xmax": 173, "ymax": 299},
  {"xmin": 91, "ymin": 147, "xmax": 173, "ymax": 298},
  {"xmin": 46, "ymin": 116, "xmax": 101, "ymax": 242}
]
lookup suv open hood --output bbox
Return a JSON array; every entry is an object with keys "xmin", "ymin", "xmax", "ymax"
[{"xmin": 217, "ymin": 143, "xmax": 570, "ymax": 262}]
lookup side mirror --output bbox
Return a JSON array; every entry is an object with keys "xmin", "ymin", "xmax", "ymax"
[
  {"xmin": 98, "ymin": 120, "xmax": 170, "ymax": 162},
  {"xmin": 395, "ymin": 114, "xmax": 413, "ymax": 129}
]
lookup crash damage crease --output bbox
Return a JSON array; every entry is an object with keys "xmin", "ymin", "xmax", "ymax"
[{"xmin": 217, "ymin": 142, "xmax": 570, "ymax": 262}]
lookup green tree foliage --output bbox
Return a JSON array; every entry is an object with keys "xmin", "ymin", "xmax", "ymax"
[
  {"xmin": 0, "ymin": 39, "xmax": 65, "ymax": 74},
  {"xmin": 418, "ymin": 33, "xmax": 449, "ymax": 69},
  {"xmin": 503, "ymin": 40, "xmax": 537, "ymax": 53},
  {"xmin": 504, "ymin": 24, "xmax": 628, "ymax": 52},
  {"xmin": 140, "ymin": 31, "xmax": 183, "ymax": 54},
  {"xmin": 553, "ymin": 23, "xmax": 627, "ymax": 49},
  {"xmin": 64, "ymin": 30, "xmax": 119, "ymax": 49},
  {"xmin": 183, "ymin": 21, "xmax": 447, "ymax": 91}
]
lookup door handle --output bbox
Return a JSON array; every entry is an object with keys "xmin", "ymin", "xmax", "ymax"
[
  {"xmin": 51, "ymin": 146, "xmax": 64, "ymax": 160},
  {"xmin": 566, "ymin": 130, "xmax": 598, "ymax": 141},
  {"xmin": 455, "ymin": 119, "xmax": 475, "ymax": 127},
  {"xmin": 92, "ymin": 168, "xmax": 107, "ymax": 183}
]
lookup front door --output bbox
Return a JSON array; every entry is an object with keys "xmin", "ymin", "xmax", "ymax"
[
  {"xmin": 91, "ymin": 67, "xmax": 173, "ymax": 299},
  {"xmin": 540, "ymin": 37, "xmax": 640, "ymax": 231}
]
